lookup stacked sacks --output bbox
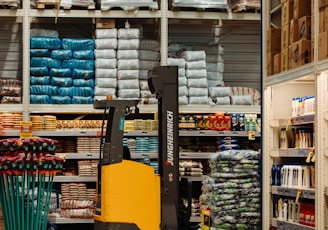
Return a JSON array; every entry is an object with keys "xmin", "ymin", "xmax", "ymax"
[
  {"xmin": 30, "ymin": 32, "xmax": 95, "ymax": 104},
  {"xmin": 30, "ymin": 34, "xmax": 61, "ymax": 104},
  {"xmin": 193, "ymin": 44, "xmax": 225, "ymax": 88},
  {"xmin": 117, "ymin": 28, "xmax": 141, "ymax": 100},
  {"xmin": 167, "ymin": 57, "xmax": 187, "ymax": 105},
  {"xmin": 94, "ymin": 28, "xmax": 118, "ymax": 101},
  {"xmin": 60, "ymin": 38, "xmax": 95, "ymax": 104},
  {"xmin": 200, "ymin": 150, "xmax": 260, "ymax": 229},
  {"xmin": 193, "ymin": 45, "xmax": 226, "ymax": 105},
  {"xmin": 181, "ymin": 50, "xmax": 209, "ymax": 105},
  {"xmin": 139, "ymin": 39, "xmax": 160, "ymax": 104}
]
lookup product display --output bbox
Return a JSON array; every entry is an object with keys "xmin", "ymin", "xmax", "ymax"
[
  {"xmin": 0, "ymin": 137, "xmax": 64, "ymax": 230},
  {"xmin": 200, "ymin": 150, "xmax": 260, "ymax": 229}
]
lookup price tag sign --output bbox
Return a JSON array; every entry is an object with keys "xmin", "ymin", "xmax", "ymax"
[
  {"xmin": 20, "ymin": 121, "xmax": 32, "ymax": 138},
  {"xmin": 248, "ymin": 131, "xmax": 256, "ymax": 140},
  {"xmin": 202, "ymin": 210, "xmax": 211, "ymax": 230}
]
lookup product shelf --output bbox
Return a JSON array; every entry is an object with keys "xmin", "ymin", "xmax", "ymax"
[
  {"xmin": 271, "ymin": 218, "xmax": 315, "ymax": 230},
  {"xmin": 179, "ymin": 130, "xmax": 260, "ymax": 137},
  {"xmin": 53, "ymin": 176, "xmax": 96, "ymax": 183},
  {"xmin": 0, "ymin": 104, "xmax": 24, "ymax": 112},
  {"xmin": 189, "ymin": 216, "xmax": 201, "ymax": 223},
  {"xmin": 270, "ymin": 148, "xmax": 313, "ymax": 158},
  {"xmin": 271, "ymin": 186, "xmax": 315, "ymax": 199},
  {"xmin": 28, "ymin": 104, "xmax": 260, "ymax": 115},
  {"xmin": 28, "ymin": 9, "xmax": 162, "ymax": 18},
  {"xmin": 48, "ymin": 216, "xmax": 94, "ymax": 224},
  {"xmin": 263, "ymin": 63, "xmax": 315, "ymax": 87},
  {"xmin": 0, "ymin": 9, "xmax": 23, "ymax": 17}
]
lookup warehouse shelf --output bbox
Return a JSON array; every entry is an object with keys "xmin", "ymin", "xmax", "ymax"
[
  {"xmin": 271, "ymin": 218, "xmax": 315, "ymax": 230},
  {"xmin": 271, "ymin": 186, "xmax": 315, "ymax": 200},
  {"xmin": 28, "ymin": 104, "xmax": 260, "ymax": 114},
  {"xmin": 56, "ymin": 152, "xmax": 99, "ymax": 160},
  {"xmin": 29, "ymin": 9, "xmax": 162, "ymax": 18},
  {"xmin": 53, "ymin": 175, "xmax": 96, "ymax": 182},
  {"xmin": 270, "ymin": 148, "xmax": 312, "ymax": 158},
  {"xmin": 179, "ymin": 130, "xmax": 260, "ymax": 137},
  {"xmin": 167, "ymin": 10, "xmax": 260, "ymax": 21},
  {"xmin": 48, "ymin": 216, "xmax": 94, "ymax": 224},
  {"xmin": 263, "ymin": 63, "xmax": 315, "ymax": 87},
  {"xmin": 27, "ymin": 8, "xmax": 260, "ymax": 21},
  {"xmin": 0, "ymin": 9, "xmax": 23, "ymax": 17},
  {"xmin": 180, "ymin": 176, "xmax": 205, "ymax": 182},
  {"xmin": 179, "ymin": 152, "xmax": 215, "ymax": 159},
  {"xmin": 179, "ymin": 105, "xmax": 261, "ymax": 114},
  {"xmin": 189, "ymin": 216, "xmax": 202, "ymax": 223},
  {"xmin": 0, "ymin": 104, "xmax": 24, "ymax": 112}
]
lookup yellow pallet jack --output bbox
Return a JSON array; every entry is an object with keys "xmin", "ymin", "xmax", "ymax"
[{"xmin": 93, "ymin": 66, "xmax": 186, "ymax": 230}]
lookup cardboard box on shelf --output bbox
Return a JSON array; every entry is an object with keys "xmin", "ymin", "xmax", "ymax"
[
  {"xmin": 281, "ymin": 48, "xmax": 289, "ymax": 72},
  {"xmin": 320, "ymin": 8, "xmax": 324, "ymax": 33},
  {"xmin": 281, "ymin": 24, "xmax": 290, "ymax": 50},
  {"xmin": 282, "ymin": 0, "xmax": 294, "ymax": 26},
  {"xmin": 267, "ymin": 28, "xmax": 281, "ymax": 53},
  {"xmin": 273, "ymin": 53, "xmax": 281, "ymax": 74},
  {"xmin": 289, "ymin": 39, "xmax": 311, "ymax": 68},
  {"xmin": 319, "ymin": 0, "xmax": 328, "ymax": 9},
  {"xmin": 267, "ymin": 52, "xmax": 276, "ymax": 76},
  {"xmin": 318, "ymin": 31, "xmax": 328, "ymax": 60},
  {"xmin": 298, "ymin": 16, "xmax": 311, "ymax": 40},
  {"xmin": 290, "ymin": 18, "xmax": 298, "ymax": 45},
  {"xmin": 293, "ymin": 0, "xmax": 311, "ymax": 19},
  {"xmin": 324, "ymin": 7, "xmax": 328, "ymax": 32},
  {"xmin": 96, "ymin": 18, "xmax": 115, "ymax": 29}
]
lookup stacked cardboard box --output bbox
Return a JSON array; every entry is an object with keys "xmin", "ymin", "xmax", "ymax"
[
  {"xmin": 318, "ymin": 1, "xmax": 328, "ymax": 59},
  {"xmin": 267, "ymin": 0, "xmax": 312, "ymax": 75}
]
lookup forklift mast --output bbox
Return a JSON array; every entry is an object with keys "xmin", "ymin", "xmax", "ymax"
[{"xmin": 148, "ymin": 66, "xmax": 179, "ymax": 230}]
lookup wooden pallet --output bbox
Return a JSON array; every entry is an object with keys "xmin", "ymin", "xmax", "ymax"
[
  {"xmin": 36, "ymin": 0, "xmax": 60, "ymax": 9},
  {"xmin": 100, "ymin": 2, "xmax": 158, "ymax": 11},
  {"xmin": 36, "ymin": 0, "xmax": 95, "ymax": 10},
  {"xmin": 0, "ymin": 2, "xmax": 19, "ymax": 9}
]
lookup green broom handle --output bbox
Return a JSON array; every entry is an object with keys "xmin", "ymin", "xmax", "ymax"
[{"xmin": 0, "ymin": 175, "xmax": 10, "ymax": 230}]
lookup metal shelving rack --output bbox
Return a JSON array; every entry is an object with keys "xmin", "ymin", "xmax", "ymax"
[
  {"xmin": 0, "ymin": 0, "xmax": 260, "ymax": 118},
  {"xmin": 0, "ymin": 0, "xmax": 261, "ymax": 226},
  {"xmin": 262, "ymin": 0, "xmax": 328, "ymax": 229}
]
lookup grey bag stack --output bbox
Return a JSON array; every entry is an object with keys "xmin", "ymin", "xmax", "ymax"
[
  {"xmin": 200, "ymin": 150, "xmax": 260, "ymax": 229},
  {"xmin": 167, "ymin": 57, "xmax": 187, "ymax": 105},
  {"xmin": 139, "ymin": 39, "xmax": 160, "ymax": 104},
  {"xmin": 117, "ymin": 28, "xmax": 141, "ymax": 100},
  {"xmin": 94, "ymin": 28, "xmax": 118, "ymax": 101},
  {"xmin": 181, "ymin": 50, "xmax": 209, "ymax": 105}
]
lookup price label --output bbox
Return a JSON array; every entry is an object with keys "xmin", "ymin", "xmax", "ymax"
[
  {"xmin": 248, "ymin": 131, "xmax": 255, "ymax": 140},
  {"xmin": 20, "ymin": 121, "xmax": 32, "ymax": 138},
  {"xmin": 202, "ymin": 209, "xmax": 211, "ymax": 230}
]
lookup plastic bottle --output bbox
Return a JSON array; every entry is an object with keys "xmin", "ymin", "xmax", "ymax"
[
  {"xmin": 276, "ymin": 165, "xmax": 282, "ymax": 186},
  {"xmin": 271, "ymin": 165, "xmax": 276, "ymax": 185}
]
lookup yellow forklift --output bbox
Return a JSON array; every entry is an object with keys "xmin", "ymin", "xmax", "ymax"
[{"xmin": 93, "ymin": 66, "xmax": 190, "ymax": 230}]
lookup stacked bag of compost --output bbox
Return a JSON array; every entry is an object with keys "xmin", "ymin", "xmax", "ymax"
[
  {"xmin": 117, "ymin": 28, "xmax": 141, "ymax": 100},
  {"xmin": 167, "ymin": 57, "xmax": 188, "ymax": 105},
  {"xmin": 181, "ymin": 50, "xmax": 209, "ymax": 105},
  {"xmin": 200, "ymin": 150, "xmax": 260, "ymax": 229},
  {"xmin": 30, "ymin": 29, "xmax": 95, "ymax": 104},
  {"xmin": 139, "ymin": 39, "xmax": 160, "ymax": 104},
  {"xmin": 192, "ymin": 45, "xmax": 228, "ymax": 105},
  {"xmin": 94, "ymin": 28, "xmax": 118, "ymax": 101}
]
